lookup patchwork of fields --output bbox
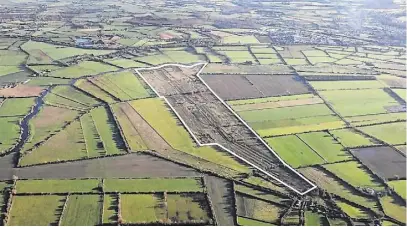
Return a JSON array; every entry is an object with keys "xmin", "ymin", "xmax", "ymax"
[{"xmin": 0, "ymin": 0, "xmax": 405, "ymax": 224}]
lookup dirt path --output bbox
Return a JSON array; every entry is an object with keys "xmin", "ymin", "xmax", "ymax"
[
  {"xmin": 205, "ymin": 175, "xmax": 236, "ymax": 226},
  {"xmin": 0, "ymin": 153, "xmax": 200, "ymax": 180}
]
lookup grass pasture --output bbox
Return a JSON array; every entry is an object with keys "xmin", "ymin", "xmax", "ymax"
[
  {"xmin": 336, "ymin": 201, "xmax": 373, "ymax": 219},
  {"xmin": 89, "ymin": 71, "xmax": 152, "ymax": 101},
  {"xmin": 319, "ymin": 89, "xmax": 399, "ymax": 117},
  {"xmin": 21, "ymin": 41, "xmax": 114, "ymax": 60},
  {"xmin": 0, "ymin": 50, "xmax": 27, "ymax": 66},
  {"xmin": 0, "ymin": 66, "xmax": 22, "ymax": 77},
  {"xmin": 167, "ymin": 193, "xmax": 211, "ymax": 224},
  {"xmin": 218, "ymin": 50, "xmax": 256, "ymax": 64},
  {"xmin": 51, "ymin": 86, "xmax": 100, "ymax": 107},
  {"xmin": 74, "ymin": 79, "xmax": 117, "ymax": 103},
  {"xmin": 19, "ymin": 119, "xmax": 87, "ymax": 166},
  {"xmin": 323, "ymin": 161, "xmax": 385, "ymax": 191},
  {"xmin": 299, "ymin": 167, "xmax": 380, "ymax": 213},
  {"xmin": 121, "ymin": 194, "xmax": 166, "ymax": 224},
  {"xmin": 380, "ymin": 196, "xmax": 406, "ymax": 224},
  {"xmin": 358, "ymin": 122, "xmax": 406, "ymax": 145},
  {"xmin": 236, "ymin": 194, "xmax": 283, "ymax": 224},
  {"xmin": 237, "ymin": 216, "xmax": 273, "ymax": 226},
  {"xmin": 0, "ymin": 117, "xmax": 20, "ymax": 153},
  {"xmin": 44, "ymin": 93, "xmax": 89, "ymax": 111},
  {"xmin": 298, "ymin": 132, "xmax": 352, "ymax": 163},
  {"xmin": 110, "ymin": 102, "xmax": 147, "ymax": 151},
  {"xmin": 60, "ymin": 195, "xmax": 102, "ymax": 226},
  {"xmin": 49, "ymin": 61, "xmax": 118, "ymax": 78},
  {"xmin": 15, "ymin": 179, "xmax": 100, "ymax": 193},
  {"xmin": 103, "ymin": 194, "xmax": 117, "ymax": 224},
  {"xmin": 266, "ymin": 135, "xmax": 325, "ymax": 168},
  {"xmin": 345, "ymin": 112, "xmax": 405, "ymax": 127},
  {"xmin": 80, "ymin": 113, "xmax": 105, "ymax": 157},
  {"xmin": 104, "ymin": 178, "xmax": 203, "ymax": 193},
  {"xmin": 0, "ymin": 97, "xmax": 35, "ymax": 117},
  {"xmin": 329, "ymin": 128, "xmax": 379, "ymax": 148},
  {"xmin": 23, "ymin": 105, "xmax": 79, "ymax": 152},
  {"xmin": 388, "ymin": 180, "xmax": 406, "ymax": 200},
  {"xmin": 8, "ymin": 195, "xmax": 65, "ymax": 226},
  {"xmin": 90, "ymin": 106, "xmax": 127, "ymax": 155},
  {"xmin": 310, "ymin": 80, "xmax": 385, "ymax": 91},
  {"xmin": 304, "ymin": 211, "xmax": 328, "ymax": 226}
]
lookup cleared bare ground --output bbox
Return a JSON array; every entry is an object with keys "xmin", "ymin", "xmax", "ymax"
[
  {"xmin": 351, "ymin": 146, "xmax": 406, "ymax": 180},
  {"xmin": 0, "ymin": 153, "xmax": 200, "ymax": 180},
  {"xmin": 0, "ymin": 85, "xmax": 44, "ymax": 97},
  {"xmin": 201, "ymin": 74, "xmax": 311, "ymax": 100},
  {"xmin": 138, "ymin": 65, "xmax": 314, "ymax": 193}
]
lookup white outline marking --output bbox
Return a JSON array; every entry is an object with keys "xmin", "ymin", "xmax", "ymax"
[{"xmin": 134, "ymin": 63, "xmax": 317, "ymax": 195}]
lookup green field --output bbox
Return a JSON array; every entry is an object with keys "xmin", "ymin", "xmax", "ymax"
[
  {"xmin": 319, "ymin": 89, "xmax": 399, "ymax": 117},
  {"xmin": 388, "ymin": 180, "xmax": 406, "ymax": 200},
  {"xmin": 310, "ymin": 80, "xmax": 385, "ymax": 90},
  {"xmin": 346, "ymin": 112, "xmax": 406, "ymax": 127},
  {"xmin": 299, "ymin": 167, "xmax": 380, "ymax": 212},
  {"xmin": 19, "ymin": 120, "xmax": 87, "ymax": 166},
  {"xmin": 0, "ymin": 66, "xmax": 22, "ymax": 76},
  {"xmin": 25, "ymin": 76, "xmax": 71, "ymax": 86},
  {"xmin": 51, "ymin": 86, "xmax": 100, "ymax": 107},
  {"xmin": 304, "ymin": 211, "xmax": 328, "ymax": 226},
  {"xmin": 44, "ymin": 93, "xmax": 89, "ymax": 111},
  {"xmin": 104, "ymin": 178, "xmax": 203, "ymax": 193},
  {"xmin": 74, "ymin": 79, "xmax": 117, "ymax": 103},
  {"xmin": 15, "ymin": 179, "xmax": 100, "ymax": 193},
  {"xmin": 0, "ymin": 50, "xmax": 27, "ymax": 66},
  {"xmin": 21, "ymin": 41, "xmax": 114, "ymax": 60},
  {"xmin": 380, "ymin": 196, "xmax": 406, "ymax": 224},
  {"xmin": 235, "ymin": 184, "xmax": 288, "ymax": 205},
  {"xmin": 90, "ymin": 71, "xmax": 152, "ymax": 101},
  {"xmin": 0, "ymin": 117, "xmax": 20, "ymax": 153},
  {"xmin": 163, "ymin": 50, "xmax": 206, "ymax": 64},
  {"xmin": 105, "ymin": 58, "xmax": 148, "ymax": 68},
  {"xmin": 239, "ymin": 104, "xmax": 333, "ymax": 122},
  {"xmin": 80, "ymin": 113, "xmax": 105, "ymax": 157},
  {"xmin": 228, "ymin": 94, "xmax": 316, "ymax": 106},
  {"xmin": 121, "ymin": 194, "xmax": 166, "ymax": 224},
  {"xmin": 48, "ymin": 61, "xmax": 118, "ymax": 78},
  {"xmin": 236, "ymin": 195, "xmax": 283, "ymax": 224},
  {"xmin": 23, "ymin": 105, "xmax": 79, "ymax": 152},
  {"xmin": 336, "ymin": 201, "xmax": 372, "ymax": 219},
  {"xmin": 90, "ymin": 106, "xmax": 127, "ymax": 155},
  {"xmin": 329, "ymin": 128, "xmax": 379, "ymax": 147},
  {"xmin": 110, "ymin": 102, "xmax": 148, "ymax": 151},
  {"xmin": 8, "ymin": 195, "xmax": 65, "ymax": 226},
  {"xmin": 358, "ymin": 122, "xmax": 406, "ymax": 145},
  {"xmin": 0, "ymin": 98, "xmax": 35, "ymax": 117},
  {"xmin": 298, "ymin": 132, "xmax": 352, "ymax": 163},
  {"xmin": 103, "ymin": 194, "xmax": 117, "ymax": 224},
  {"xmin": 323, "ymin": 161, "xmax": 385, "ymax": 191},
  {"xmin": 130, "ymin": 98, "xmax": 250, "ymax": 173},
  {"xmin": 167, "ymin": 194, "xmax": 210, "ymax": 224},
  {"xmin": 237, "ymin": 216, "xmax": 274, "ymax": 226},
  {"xmin": 266, "ymin": 135, "xmax": 325, "ymax": 168},
  {"xmin": 60, "ymin": 195, "xmax": 101, "ymax": 226},
  {"xmin": 218, "ymin": 50, "xmax": 256, "ymax": 63}
]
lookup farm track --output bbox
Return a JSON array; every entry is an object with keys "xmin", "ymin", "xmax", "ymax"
[{"xmin": 136, "ymin": 63, "xmax": 316, "ymax": 195}]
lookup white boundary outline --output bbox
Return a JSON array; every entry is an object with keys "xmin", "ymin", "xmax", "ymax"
[{"xmin": 134, "ymin": 63, "xmax": 317, "ymax": 195}]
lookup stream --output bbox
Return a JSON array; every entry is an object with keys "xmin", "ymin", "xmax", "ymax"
[{"xmin": 7, "ymin": 88, "xmax": 50, "ymax": 158}]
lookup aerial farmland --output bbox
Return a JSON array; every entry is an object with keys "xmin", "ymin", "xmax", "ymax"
[{"xmin": 0, "ymin": 0, "xmax": 405, "ymax": 226}]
